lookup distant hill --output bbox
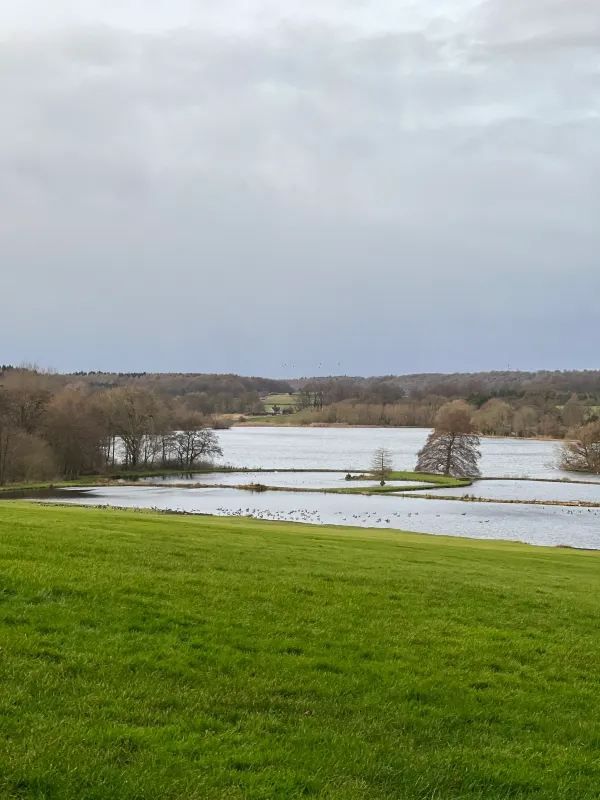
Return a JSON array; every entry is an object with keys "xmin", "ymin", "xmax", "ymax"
[{"xmin": 290, "ymin": 371, "xmax": 600, "ymax": 400}]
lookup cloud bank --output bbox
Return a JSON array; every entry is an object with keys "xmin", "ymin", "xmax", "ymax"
[{"xmin": 1, "ymin": 1, "xmax": 598, "ymax": 374}]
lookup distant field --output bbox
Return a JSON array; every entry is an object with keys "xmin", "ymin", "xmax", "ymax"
[
  {"xmin": 238, "ymin": 414, "xmax": 306, "ymax": 426},
  {"xmin": 1, "ymin": 504, "xmax": 599, "ymax": 799},
  {"xmin": 261, "ymin": 392, "xmax": 301, "ymax": 413},
  {"xmin": 262, "ymin": 393, "xmax": 299, "ymax": 405}
]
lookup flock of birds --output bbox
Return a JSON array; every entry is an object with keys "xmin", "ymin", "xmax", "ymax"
[
  {"xmin": 212, "ymin": 507, "xmax": 405, "ymax": 525},
  {"xmin": 208, "ymin": 506, "xmax": 449, "ymax": 526},
  {"xmin": 55, "ymin": 482, "xmax": 600, "ymax": 547},
  {"xmin": 204, "ymin": 503, "xmax": 600, "ymax": 527}
]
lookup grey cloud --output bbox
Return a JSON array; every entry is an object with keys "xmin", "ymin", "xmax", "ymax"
[
  {"xmin": 474, "ymin": 0, "xmax": 600, "ymax": 51},
  {"xmin": 2, "ymin": 23, "xmax": 590, "ymax": 204},
  {"xmin": 1, "ymin": 2, "xmax": 599, "ymax": 373}
]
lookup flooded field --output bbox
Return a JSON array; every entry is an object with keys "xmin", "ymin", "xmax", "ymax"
[{"xmin": 44, "ymin": 485, "xmax": 600, "ymax": 549}]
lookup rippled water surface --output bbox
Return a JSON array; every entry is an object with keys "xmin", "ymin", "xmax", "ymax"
[
  {"xmin": 440, "ymin": 479, "xmax": 600, "ymax": 503},
  {"xmin": 23, "ymin": 427, "xmax": 600, "ymax": 549},
  {"xmin": 215, "ymin": 427, "xmax": 594, "ymax": 480},
  {"xmin": 49, "ymin": 486, "xmax": 600, "ymax": 549}
]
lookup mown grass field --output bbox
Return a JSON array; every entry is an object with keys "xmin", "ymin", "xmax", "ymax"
[
  {"xmin": 1, "ymin": 504, "xmax": 599, "ymax": 799},
  {"xmin": 261, "ymin": 393, "xmax": 301, "ymax": 414}
]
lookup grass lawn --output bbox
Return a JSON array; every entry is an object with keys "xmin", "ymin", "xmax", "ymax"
[
  {"xmin": 261, "ymin": 393, "xmax": 301, "ymax": 414},
  {"xmin": 1, "ymin": 504, "xmax": 599, "ymax": 799}
]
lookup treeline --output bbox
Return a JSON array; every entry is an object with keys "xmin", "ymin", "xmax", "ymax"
[
  {"xmin": 3, "ymin": 367, "xmax": 600, "ymax": 486},
  {"xmin": 292, "ymin": 371, "xmax": 600, "ymax": 401},
  {"xmin": 281, "ymin": 372, "xmax": 600, "ymax": 437},
  {"xmin": 0, "ymin": 369, "xmax": 223, "ymax": 485},
  {"xmin": 71, "ymin": 372, "xmax": 293, "ymax": 415},
  {"xmin": 289, "ymin": 394, "xmax": 595, "ymax": 438}
]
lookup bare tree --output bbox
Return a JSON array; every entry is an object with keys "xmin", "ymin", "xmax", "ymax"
[
  {"xmin": 43, "ymin": 388, "xmax": 106, "ymax": 478},
  {"xmin": 0, "ymin": 390, "xmax": 17, "ymax": 485},
  {"xmin": 562, "ymin": 394, "xmax": 585, "ymax": 429},
  {"xmin": 513, "ymin": 406, "xmax": 538, "ymax": 438},
  {"xmin": 103, "ymin": 388, "xmax": 160, "ymax": 468},
  {"xmin": 560, "ymin": 422, "xmax": 600, "ymax": 474},
  {"xmin": 473, "ymin": 399, "xmax": 513, "ymax": 436},
  {"xmin": 172, "ymin": 417, "xmax": 223, "ymax": 471},
  {"xmin": 6, "ymin": 432, "xmax": 57, "ymax": 482},
  {"xmin": 370, "ymin": 447, "xmax": 393, "ymax": 485},
  {"xmin": 298, "ymin": 389, "xmax": 313, "ymax": 410},
  {"xmin": 1, "ymin": 369, "xmax": 52, "ymax": 434},
  {"xmin": 0, "ymin": 386, "xmax": 57, "ymax": 483},
  {"xmin": 416, "ymin": 400, "xmax": 481, "ymax": 477}
]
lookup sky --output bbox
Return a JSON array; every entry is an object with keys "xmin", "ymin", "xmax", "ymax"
[{"xmin": 1, "ymin": 0, "xmax": 599, "ymax": 377}]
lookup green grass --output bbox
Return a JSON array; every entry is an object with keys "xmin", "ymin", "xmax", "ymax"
[
  {"xmin": 387, "ymin": 471, "xmax": 471, "ymax": 486},
  {"xmin": 337, "ymin": 472, "xmax": 471, "ymax": 494},
  {"xmin": 261, "ymin": 393, "xmax": 301, "ymax": 413},
  {"xmin": 1, "ymin": 504, "xmax": 600, "ymax": 799},
  {"xmin": 239, "ymin": 414, "xmax": 304, "ymax": 425},
  {"xmin": 262, "ymin": 393, "xmax": 300, "ymax": 406}
]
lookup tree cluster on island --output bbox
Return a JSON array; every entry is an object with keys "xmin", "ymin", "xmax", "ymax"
[
  {"xmin": 370, "ymin": 401, "xmax": 482, "ymax": 482},
  {"xmin": 416, "ymin": 401, "xmax": 481, "ymax": 478}
]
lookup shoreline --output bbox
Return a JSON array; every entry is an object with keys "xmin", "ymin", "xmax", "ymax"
[{"xmin": 15, "ymin": 501, "xmax": 600, "ymax": 550}]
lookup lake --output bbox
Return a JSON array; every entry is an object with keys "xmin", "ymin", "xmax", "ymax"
[
  {"xmin": 215, "ymin": 426, "xmax": 593, "ymax": 480},
  {"xmin": 24, "ymin": 426, "xmax": 600, "ymax": 549}
]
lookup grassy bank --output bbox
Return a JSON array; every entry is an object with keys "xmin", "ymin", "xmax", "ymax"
[
  {"xmin": 336, "ymin": 471, "xmax": 472, "ymax": 494},
  {"xmin": 1, "ymin": 505, "xmax": 599, "ymax": 798}
]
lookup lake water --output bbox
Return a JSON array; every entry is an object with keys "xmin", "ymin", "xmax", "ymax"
[
  {"xmin": 215, "ymin": 426, "xmax": 594, "ymax": 481},
  {"xmin": 48, "ymin": 485, "xmax": 600, "ymax": 549},
  {"xmin": 438, "ymin": 479, "xmax": 600, "ymax": 504},
  {"xmin": 21, "ymin": 426, "xmax": 600, "ymax": 549}
]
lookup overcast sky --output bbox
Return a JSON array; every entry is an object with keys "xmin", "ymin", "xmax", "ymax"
[{"xmin": 1, "ymin": 1, "xmax": 599, "ymax": 376}]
